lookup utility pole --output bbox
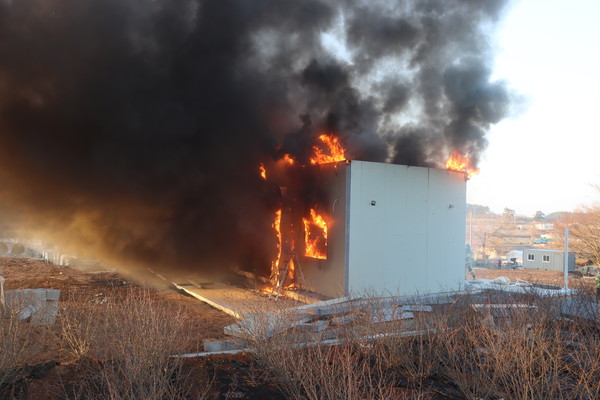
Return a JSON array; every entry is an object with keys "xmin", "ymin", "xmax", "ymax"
[
  {"xmin": 482, "ymin": 232, "xmax": 487, "ymax": 262},
  {"xmin": 564, "ymin": 228, "xmax": 569, "ymax": 289}
]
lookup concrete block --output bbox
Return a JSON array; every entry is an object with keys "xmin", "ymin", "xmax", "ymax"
[
  {"xmin": 4, "ymin": 289, "xmax": 61, "ymax": 325},
  {"xmin": 561, "ymin": 298, "xmax": 599, "ymax": 322},
  {"xmin": 330, "ymin": 313, "xmax": 359, "ymax": 326},
  {"xmin": 204, "ymin": 339, "xmax": 246, "ymax": 352},
  {"xmin": 400, "ymin": 305, "xmax": 433, "ymax": 313},
  {"xmin": 296, "ymin": 320, "xmax": 329, "ymax": 332},
  {"xmin": 45, "ymin": 289, "xmax": 61, "ymax": 301},
  {"xmin": 372, "ymin": 308, "xmax": 414, "ymax": 324}
]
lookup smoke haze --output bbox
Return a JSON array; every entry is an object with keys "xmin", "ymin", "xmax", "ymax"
[{"xmin": 0, "ymin": 0, "xmax": 512, "ymax": 274}]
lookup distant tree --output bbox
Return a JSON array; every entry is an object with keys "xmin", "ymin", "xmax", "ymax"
[
  {"xmin": 534, "ymin": 211, "xmax": 545, "ymax": 221},
  {"xmin": 467, "ymin": 204, "xmax": 492, "ymax": 215},
  {"xmin": 503, "ymin": 208, "xmax": 515, "ymax": 218},
  {"xmin": 471, "ymin": 211, "xmax": 516, "ymax": 262},
  {"xmin": 556, "ymin": 207, "xmax": 600, "ymax": 266}
]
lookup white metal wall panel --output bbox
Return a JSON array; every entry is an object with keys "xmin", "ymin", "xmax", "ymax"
[
  {"xmin": 346, "ymin": 161, "xmax": 466, "ymax": 296},
  {"xmin": 346, "ymin": 161, "xmax": 387, "ymax": 294},
  {"xmin": 392, "ymin": 167, "xmax": 429, "ymax": 294},
  {"xmin": 425, "ymin": 169, "xmax": 467, "ymax": 293}
]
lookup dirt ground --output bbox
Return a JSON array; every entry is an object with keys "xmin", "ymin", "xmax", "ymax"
[
  {"xmin": 472, "ymin": 266, "xmax": 596, "ymax": 288},
  {"xmin": 1, "ymin": 257, "xmax": 237, "ymax": 356},
  {"xmin": 1, "ymin": 257, "xmax": 249, "ymax": 399}
]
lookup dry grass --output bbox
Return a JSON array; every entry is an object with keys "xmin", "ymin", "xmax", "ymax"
[
  {"xmin": 4, "ymin": 274, "xmax": 600, "ymax": 399},
  {"xmin": 247, "ymin": 288, "xmax": 600, "ymax": 400},
  {"xmin": 59, "ymin": 288, "xmax": 211, "ymax": 400},
  {"xmin": 0, "ymin": 307, "xmax": 47, "ymax": 397}
]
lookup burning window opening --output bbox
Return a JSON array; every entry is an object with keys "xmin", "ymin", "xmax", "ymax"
[
  {"xmin": 302, "ymin": 208, "xmax": 328, "ymax": 260},
  {"xmin": 445, "ymin": 151, "xmax": 479, "ymax": 179},
  {"xmin": 259, "ymin": 133, "xmax": 344, "ymax": 297}
]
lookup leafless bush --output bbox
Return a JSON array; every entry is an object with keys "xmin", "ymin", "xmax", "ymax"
[
  {"xmin": 254, "ymin": 336, "xmax": 395, "ymax": 400},
  {"xmin": 248, "ymin": 299, "xmax": 430, "ymax": 400},
  {"xmin": 0, "ymin": 306, "xmax": 46, "ymax": 396},
  {"xmin": 248, "ymin": 289, "xmax": 600, "ymax": 400},
  {"xmin": 60, "ymin": 301, "xmax": 101, "ymax": 359},
  {"xmin": 62, "ymin": 288, "xmax": 210, "ymax": 400}
]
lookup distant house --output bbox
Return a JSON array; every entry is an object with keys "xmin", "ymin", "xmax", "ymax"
[
  {"xmin": 522, "ymin": 249, "xmax": 575, "ymax": 272},
  {"xmin": 535, "ymin": 223, "xmax": 554, "ymax": 231}
]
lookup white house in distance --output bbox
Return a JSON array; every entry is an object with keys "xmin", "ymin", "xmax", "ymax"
[{"xmin": 522, "ymin": 249, "xmax": 575, "ymax": 272}]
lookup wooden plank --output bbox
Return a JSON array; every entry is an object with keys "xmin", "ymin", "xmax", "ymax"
[
  {"xmin": 303, "ymin": 291, "xmax": 467, "ymax": 316},
  {"xmin": 372, "ymin": 310, "xmax": 414, "ymax": 324},
  {"xmin": 173, "ymin": 329, "xmax": 441, "ymax": 358},
  {"xmin": 224, "ymin": 311, "xmax": 314, "ymax": 339},
  {"xmin": 171, "ymin": 281, "xmax": 244, "ymax": 319}
]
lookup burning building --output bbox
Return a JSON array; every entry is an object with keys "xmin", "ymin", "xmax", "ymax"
[
  {"xmin": 270, "ymin": 160, "xmax": 466, "ymax": 298},
  {"xmin": 0, "ymin": 0, "xmax": 511, "ymax": 285},
  {"xmin": 260, "ymin": 133, "xmax": 469, "ymax": 298}
]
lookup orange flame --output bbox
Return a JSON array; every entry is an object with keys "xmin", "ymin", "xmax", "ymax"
[
  {"xmin": 271, "ymin": 209, "xmax": 282, "ymax": 278},
  {"xmin": 281, "ymin": 154, "xmax": 295, "ymax": 165},
  {"xmin": 259, "ymin": 163, "xmax": 267, "ymax": 180},
  {"xmin": 445, "ymin": 151, "xmax": 479, "ymax": 179},
  {"xmin": 262, "ymin": 208, "xmax": 299, "ymax": 295},
  {"xmin": 310, "ymin": 134, "xmax": 346, "ymax": 165},
  {"xmin": 302, "ymin": 208, "xmax": 328, "ymax": 259}
]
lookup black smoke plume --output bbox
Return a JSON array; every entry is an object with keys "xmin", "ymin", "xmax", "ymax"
[{"xmin": 0, "ymin": 0, "xmax": 512, "ymax": 275}]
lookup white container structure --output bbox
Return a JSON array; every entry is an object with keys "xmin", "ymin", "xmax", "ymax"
[
  {"xmin": 522, "ymin": 248, "xmax": 576, "ymax": 272},
  {"xmin": 299, "ymin": 160, "xmax": 467, "ymax": 298}
]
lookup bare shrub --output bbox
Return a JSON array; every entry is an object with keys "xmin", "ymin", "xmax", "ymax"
[
  {"xmin": 568, "ymin": 331, "xmax": 600, "ymax": 398},
  {"xmin": 373, "ymin": 309, "xmax": 449, "ymax": 388},
  {"xmin": 436, "ymin": 292, "xmax": 582, "ymax": 399},
  {"xmin": 254, "ymin": 337, "xmax": 395, "ymax": 400},
  {"xmin": 0, "ymin": 307, "xmax": 46, "ymax": 396},
  {"xmin": 246, "ymin": 299, "xmax": 395, "ymax": 400},
  {"xmin": 64, "ymin": 288, "xmax": 208, "ymax": 400},
  {"xmin": 59, "ymin": 302, "xmax": 101, "ymax": 359}
]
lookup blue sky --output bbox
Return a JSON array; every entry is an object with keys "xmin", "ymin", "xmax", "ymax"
[{"xmin": 466, "ymin": 0, "xmax": 600, "ymax": 216}]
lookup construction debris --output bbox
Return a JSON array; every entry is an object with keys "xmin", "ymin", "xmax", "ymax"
[
  {"xmin": 296, "ymin": 320, "xmax": 329, "ymax": 332},
  {"xmin": 465, "ymin": 277, "xmax": 578, "ymax": 297},
  {"xmin": 372, "ymin": 309, "xmax": 414, "ymax": 324},
  {"xmin": 224, "ymin": 311, "xmax": 313, "ymax": 339}
]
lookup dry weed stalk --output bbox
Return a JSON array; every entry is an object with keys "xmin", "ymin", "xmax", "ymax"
[
  {"xmin": 248, "ymin": 289, "xmax": 600, "ymax": 400},
  {"xmin": 60, "ymin": 301, "xmax": 101, "ymax": 359},
  {"xmin": 0, "ymin": 303, "xmax": 50, "ymax": 398},
  {"xmin": 61, "ymin": 287, "xmax": 207, "ymax": 400},
  {"xmin": 0, "ymin": 308, "xmax": 37, "ymax": 390},
  {"xmin": 249, "ymin": 299, "xmax": 419, "ymax": 400}
]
